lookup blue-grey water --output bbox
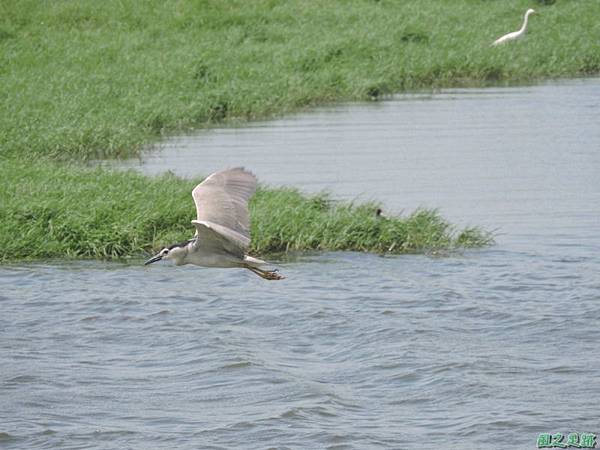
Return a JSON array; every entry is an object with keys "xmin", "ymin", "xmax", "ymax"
[{"xmin": 3, "ymin": 78, "xmax": 600, "ymax": 449}]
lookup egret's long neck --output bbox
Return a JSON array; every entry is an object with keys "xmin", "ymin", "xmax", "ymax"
[{"xmin": 519, "ymin": 12, "xmax": 531, "ymax": 33}]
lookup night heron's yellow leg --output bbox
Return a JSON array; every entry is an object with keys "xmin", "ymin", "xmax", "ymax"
[{"xmin": 246, "ymin": 266, "xmax": 285, "ymax": 280}]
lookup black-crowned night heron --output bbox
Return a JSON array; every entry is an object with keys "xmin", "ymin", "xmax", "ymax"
[
  {"xmin": 492, "ymin": 8, "xmax": 535, "ymax": 46},
  {"xmin": 144, "ymin": 167, "xmax": 284, "ymax": 280}
]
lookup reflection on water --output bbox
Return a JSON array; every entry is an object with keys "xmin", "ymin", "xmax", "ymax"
[{"xmin": 4, "ymin": 79, "xmax": 600, "ymax": 449}]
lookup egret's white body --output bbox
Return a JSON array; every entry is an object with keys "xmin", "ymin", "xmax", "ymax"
[
  {"xmin": 492, "ymin": 8, "xmax": 535, "ymax": 46},
  {"xmin": 144, "ymin": 168, "xmax": 284, "ymax": 280}
]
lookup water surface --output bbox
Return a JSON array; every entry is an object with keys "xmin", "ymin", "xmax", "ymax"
[{"xmin": 3, "ymin": 78, "xmax": 600, "ymax": 449}]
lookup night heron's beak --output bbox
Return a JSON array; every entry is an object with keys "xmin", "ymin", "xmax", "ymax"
[{"xmin": 144, "ymin": 254, "xmax": 163, "ymax": 265}]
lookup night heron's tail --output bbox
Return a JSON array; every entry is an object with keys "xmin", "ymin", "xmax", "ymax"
[{"xmin": 243, "ymin": 255, "xmax": 266, "ymax": 267}]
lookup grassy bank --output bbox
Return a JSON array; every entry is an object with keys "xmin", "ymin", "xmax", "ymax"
[
  {"xmin": 1, "ymin": 0, "xmax": 599, "ymax": 160},
  {"xmin": 10, "ymin": 0, "xmax": 599, "ymax": 260},
  {"xmin": 0, "ymin": 160, "xmax": 491, "ymax": 261}
]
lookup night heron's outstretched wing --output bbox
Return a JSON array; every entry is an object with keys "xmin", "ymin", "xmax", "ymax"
[
  {"xmin": 191, "ymin": 220, "xmax": 249, "ymax": 257},
  {"xmin": 191, "ymin": 168, "xmax": 257, "ymax": 253}
]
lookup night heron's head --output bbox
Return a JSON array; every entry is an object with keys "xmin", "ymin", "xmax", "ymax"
[{"xmin": 144, "ymin": 242, "xmax": 189, "ymax": 266}]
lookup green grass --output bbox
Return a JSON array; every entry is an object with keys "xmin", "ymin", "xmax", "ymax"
[
  {"xmin": 0, "ymin": 160, "xmax": 492, "ymax": 261},
  {"xmin": 1, "ymin": 0, "xmax": 599, "ymax": 160}
]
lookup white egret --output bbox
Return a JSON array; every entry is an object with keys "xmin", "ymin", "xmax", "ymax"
[
  {"xmin": 492, "ymin": 8, "xmax": 536, "ymax": 46},
  {"xmin": 144, "ymin": 167, "xmax": 284, "ymax": 280}
]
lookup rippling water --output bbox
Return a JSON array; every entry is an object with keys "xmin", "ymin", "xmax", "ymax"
[{"xmin": 3, "ymin": 79, "xmax": 600, "ymax": 449}]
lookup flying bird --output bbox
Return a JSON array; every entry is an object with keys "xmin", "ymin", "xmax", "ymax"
[
  {"xmin": 492, "ymin": 8, "xmax": 535, "ymax": 46},
  {"xmin": 144, "ymin": 168, "xmax": 284, "ymax": 280}
]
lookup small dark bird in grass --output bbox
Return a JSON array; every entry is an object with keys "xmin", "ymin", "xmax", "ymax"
[{"xmin": 375, "ymin": 208, "xmax": 387, "ymax": 219}]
